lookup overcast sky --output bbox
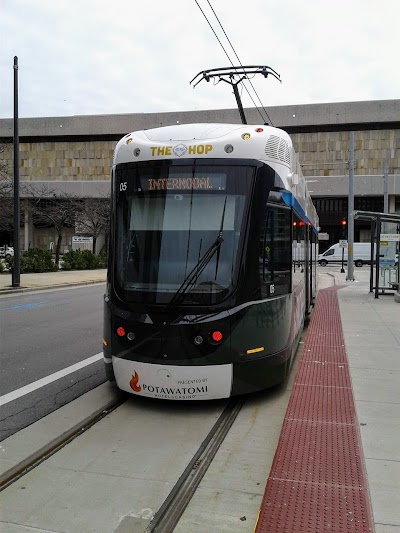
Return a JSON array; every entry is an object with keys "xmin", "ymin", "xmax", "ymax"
[{"xmin": 1, "ymin": 0, "xmax": 399, "ymax": 119}]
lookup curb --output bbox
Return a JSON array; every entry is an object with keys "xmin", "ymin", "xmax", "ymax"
[{"xmin": 0, "ymin": 279, "xmax": 106, "ymax": 295}]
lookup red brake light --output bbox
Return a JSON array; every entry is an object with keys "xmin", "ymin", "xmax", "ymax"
[
  {"xmin": 116, "ymin": 326, "xmax": 126, "ymax": 337},
  {"xmin": 211, "ymin": 330, "xmax": 223, "ymax": 342}
]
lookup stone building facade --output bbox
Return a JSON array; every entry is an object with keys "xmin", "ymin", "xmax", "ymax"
[
  {"xmin": 15, "ymin": 140, "xmax": 115, "ymax": 181},
  {"xmin": 1, "ymin": 99, "xmax": 399, "ymax": 251},
  {"xmin": 291, "ymin": 129, "xmax": 400, "ymax": 177}
]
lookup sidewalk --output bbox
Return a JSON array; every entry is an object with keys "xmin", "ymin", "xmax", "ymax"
[{"xmin": 0, "ymin": 269, "xmax": 107, "ymax": 294}]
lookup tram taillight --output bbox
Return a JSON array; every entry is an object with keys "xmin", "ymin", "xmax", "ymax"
[
  {"xmin": 210, "ymin": 330, "xmax": 223, "ymax": 343},
  {"xmin": 116, "ymin": 326, "xmax": 126, "ymax": 337}
]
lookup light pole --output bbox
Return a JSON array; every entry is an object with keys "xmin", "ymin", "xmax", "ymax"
[
  {"xmin": 346, "ymin": 131, "xmax": 355, "ymax": 281},
  {"xmin": 12, "ymin": 56, "xmax": 20, "ymax": 288},
  {"xmin": 383, "ymin": 163, "xmax": 389, "ymax": 214}
]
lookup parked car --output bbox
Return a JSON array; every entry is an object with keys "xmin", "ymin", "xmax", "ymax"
[{"xmin": 0, "ymin": 245, "xmax": 14, "ymax": 258}]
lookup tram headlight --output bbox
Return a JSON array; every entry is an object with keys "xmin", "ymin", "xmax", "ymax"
[{"xmin": 224, "ymin": 144, "xmax": 234, "ymax": 153}]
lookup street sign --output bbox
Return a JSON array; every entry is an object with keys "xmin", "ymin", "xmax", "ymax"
[
  {"xmin": 72, "ymin": 236, "xmax": 93, "ymax": 244},
  {"xmin": 339, "ymin": 239, "xmax": 348, "ymax": 248},
  {"xmin": 379, "ymin": 240, "xmax": 397, "ymax": 265},
  {"xmin": 380, "ymin": 234, "xmax": 400, "ymax": 242}
]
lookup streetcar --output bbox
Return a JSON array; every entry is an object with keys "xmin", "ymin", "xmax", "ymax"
[{"xmin": 103, "ymin": 123, "xmax": 318, "ymax": 400}]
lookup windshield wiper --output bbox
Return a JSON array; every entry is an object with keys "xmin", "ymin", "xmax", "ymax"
[{"xmin": 167, "ymin": 197, "xmax": 227, "ymax": 308}]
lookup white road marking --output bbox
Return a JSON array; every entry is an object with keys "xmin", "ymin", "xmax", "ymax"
[{"xmin": 0, "ymin": 352, "xmax": 103, "ymax": 407}]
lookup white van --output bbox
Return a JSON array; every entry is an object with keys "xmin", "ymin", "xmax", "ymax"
[{"xmin": 318, "ymin": 242, "xmax": 373, "ymax": 267}]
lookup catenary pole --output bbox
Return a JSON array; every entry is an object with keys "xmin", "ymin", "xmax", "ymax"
[
  {"xmin": 12, "ymin": 56, "xmax": 20, "ymax": 288},
  {"xmin": 346, "ymin": 131, "xmax": 355, "ymax": 281}
]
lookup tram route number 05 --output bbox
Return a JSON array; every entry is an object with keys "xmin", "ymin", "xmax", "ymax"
[{"xmin": 270, "ymin": 284, "xmax": 275, "ymax": 294}]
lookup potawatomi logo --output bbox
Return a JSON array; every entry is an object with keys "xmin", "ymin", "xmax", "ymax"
[{"xmin": 129, "ymin": 371, "xmax": 141, "ymax": 393}]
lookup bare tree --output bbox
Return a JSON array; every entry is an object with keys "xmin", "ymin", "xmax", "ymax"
[
  {"xmin": 74, "ymin": 195, "xmax": 110, "ymax": 254},
  {"xmin": 0, "ymin": 141, "xmax": 9, "ymax": 180},
  {"xmin": 0, "ymin": 179, "xmax": 14, "ymax": 233},
  {"xmin": 0, "ymin": 141, "xmax": 14, "ymax": 235},
  {"xmin": 30, "ymin": 192, "xmax": 79, "ymax": 267}
]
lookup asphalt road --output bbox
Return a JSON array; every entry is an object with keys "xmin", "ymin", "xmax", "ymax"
[{"xmin": 0, "ymin": 284, "xmax": 108, "ymax": 441}]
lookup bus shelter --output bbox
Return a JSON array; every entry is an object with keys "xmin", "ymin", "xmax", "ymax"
[{"xmin": 353, "ymin": 210, "xmax": 400, "ymax": 300}]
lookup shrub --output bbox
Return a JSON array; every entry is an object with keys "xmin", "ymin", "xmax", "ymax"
[
  {"xmin": 4, "ymin": 255, "xmax": 13, "ymax": 271},
  {"xmin": 0, "ymin": 261, "xmax": 4, "ymax": 274},
  {"xmin": 62, "ymin": 249, "xmax": 106, "ymax": 270},
  {"xmin": 6, "ymin": 249, "xmax": 57, "ymax": 273}
]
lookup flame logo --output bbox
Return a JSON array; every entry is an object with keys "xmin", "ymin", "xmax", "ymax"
[{"xmin": 129, "ymin": 371, "xmax": 141, "ymax": 392}]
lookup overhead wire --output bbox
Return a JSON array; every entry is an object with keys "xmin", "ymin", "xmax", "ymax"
[
  {"xmin": 205, "ymin": 0, "xmax": 274, "ymax": 126},
  {"xmin": 194, "ymin": 0, "xmax": 273, "ymax": 125},
  {"xmin": 193, "ymin": 0, "xmax": 267, "ymax": 123},
  {"xmin": 193, "ymin": 1, "xmax": 236, "ymax": 69}
]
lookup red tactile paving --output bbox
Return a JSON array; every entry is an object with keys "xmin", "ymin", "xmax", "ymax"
[{"xmin": 254, "ymin": 287, "xmax": 374, "ymax": 533}]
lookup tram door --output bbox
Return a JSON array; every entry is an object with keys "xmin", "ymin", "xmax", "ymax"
[{"xmin": 305, "ymin": 224, "xmax": 311, "ymax": 312}]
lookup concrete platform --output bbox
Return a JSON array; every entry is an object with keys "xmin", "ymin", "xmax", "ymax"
[{"xmin": 336, "ymin": 270, "xmax": 400, "ymax": 532}]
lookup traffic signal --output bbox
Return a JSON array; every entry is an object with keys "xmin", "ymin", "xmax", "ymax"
[{"xmin": 341, "ymin": 218, "xmax": 347, "ymax": 238}]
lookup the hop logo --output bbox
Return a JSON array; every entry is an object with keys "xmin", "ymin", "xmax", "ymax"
[
  {"xmin": 172, "ymin": 144, "xmax": 187, "ymax": 157},
  {"xmin": 129, "ymin": 371, "xmax": 141, "ymax": 392}
]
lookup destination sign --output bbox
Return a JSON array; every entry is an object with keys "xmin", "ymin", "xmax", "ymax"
[
  {"xmin": 141, "ymin": 173, "xmax": 226, "ymax": 191},
  {"xmin": 117, "ymin": 168, "xmax": 227, "ymax": 195}
]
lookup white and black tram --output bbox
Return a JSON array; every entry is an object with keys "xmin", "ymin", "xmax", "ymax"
[{"xmin": 103, "ymin": 123, "xmax": 318, "ymax": 400}]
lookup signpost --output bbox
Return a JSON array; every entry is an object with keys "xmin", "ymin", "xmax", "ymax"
[{"xmin": 339, "ymin": 240, "xmax": 347, "ymax": 273}]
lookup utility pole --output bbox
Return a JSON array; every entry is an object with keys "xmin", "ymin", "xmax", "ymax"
[
  {"xmin": 383, "ymin": 162, "xmax": 389, "ymax": 213},
  {"xmin": 190, "ymin": 66, "xmax": 281, "ymax": 125},
  {"xmin": 346, "ymin": 131, "xmax": 355, "ymax": 281},
  {"xmin": 12, "ymin": 56, "xmax": 20, "ymax": 288}
]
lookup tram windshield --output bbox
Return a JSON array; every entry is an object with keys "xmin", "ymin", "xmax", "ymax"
[{"xmin": 115, "ymin": 162, "xmax": 254, "ymax": 304}]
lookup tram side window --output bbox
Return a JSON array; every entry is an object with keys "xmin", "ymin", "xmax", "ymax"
[
  {"xmin": 260, "ymin": 206, "xmax": 291, "ymax": 296},
  {"xmin": 292, "ymin": 214, "xmax": 306, "ymax": 287}
]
